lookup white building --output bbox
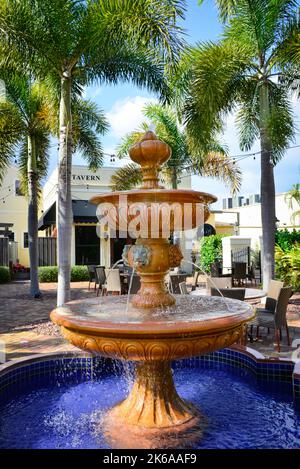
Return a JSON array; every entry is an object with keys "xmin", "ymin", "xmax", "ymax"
[{"xmin": 224, "ymin": 192, "xmax": 300, "ymax": 249}]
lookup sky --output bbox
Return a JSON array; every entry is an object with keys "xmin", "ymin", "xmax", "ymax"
[{"xmin": 48, "ymin": 0, "xmax": 300, "ymax": 209}]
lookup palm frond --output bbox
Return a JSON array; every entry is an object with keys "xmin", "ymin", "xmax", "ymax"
[
  {"xmin": 116, "ymin": 127, "xmax": 148, "ymax": 159},
  {"xmin": 72, "ymin": 98, "xmax": 109, "ymax": 171},
  {"xmin": 84, "ymin": 45, "xmax": 173, "ymax": 104},
  {"xmin": 184, "ymin": 40, "xmax": 250, "ymax": 147},
  {"xmin": 194, "ymin": 153, "xmax": 242, "ymax": 194},
  {"xmin": 198, "ymin": 0, "xmax": 239, "ymax": 22},
  {"xmin": 266, "ymin": 81, "xmax": 295, "ymax": 163},
  {"xmin": 110, "ymin": 163, "xmax": 142, "ymax": 191},
  {"xmin": 0, "ymin": 101, "xmax": 23, "ymax": 183}
]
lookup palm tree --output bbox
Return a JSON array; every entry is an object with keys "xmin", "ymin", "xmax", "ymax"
[
  {"xmin": 285, "ymin": 183, "xmax": 300, "ymax": 223},
  {"xmin": 0, "ymin": 73, "xmax": 53, "ymax": 297},
  {"xmin": 0, "ymin": 71, "xmax": 108, "ymax": 297},
  {"xmin": 0, "ymin": 0, "xmax": 185, "ymax": 305},
  {"xmin": 111, "ymin": 103, "xmax": 241, "ymax": 192},
  {"xmin": 185, "ymin": 0, "xmax": 297, "ymax": 290}
]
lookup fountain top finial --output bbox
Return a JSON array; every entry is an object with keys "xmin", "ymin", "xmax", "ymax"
[{"xmin": 129, "ymin": 130, "xmax": 172, "ymax": 189}]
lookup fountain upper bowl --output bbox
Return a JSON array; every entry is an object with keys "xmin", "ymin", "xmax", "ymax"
[{"xmin": 90, "ymin": 189, "xmax": 217, "ymax": 233}]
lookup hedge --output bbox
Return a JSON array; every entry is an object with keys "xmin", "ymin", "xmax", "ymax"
[
  {"xmin": 38, "ymin": 265, "xmax": 89, "ymax": 283},
  {"xmin": 0, "ymin": 266, "xmax": 10, "ymax": 283},
  {"xmin": 275, "ymin": 229, "xmax": 300, "ymax": 252},
  {"xmin": 199, "ymin": 235, "xmax": 224, "ymax": 274}
]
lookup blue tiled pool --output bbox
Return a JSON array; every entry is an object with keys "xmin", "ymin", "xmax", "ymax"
[{"xmin": 0, "ymin": 349, "xmax": 299, "ymax": 449}]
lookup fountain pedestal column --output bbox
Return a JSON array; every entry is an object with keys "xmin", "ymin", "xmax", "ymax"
[
  {"xmin": 103, "ymin": 361, "xmax": 202, "ymax": 449},
  {"xmin": 125, "ymin": 238, "xmax": 183, "ymax": 308}
]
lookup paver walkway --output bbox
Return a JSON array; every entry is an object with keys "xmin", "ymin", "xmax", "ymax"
[{"xmin": 0, "ymin": 280, "xmax": 300, "ymax": 362}]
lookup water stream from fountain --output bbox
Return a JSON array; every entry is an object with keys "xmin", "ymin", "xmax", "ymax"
[
  {"xmin": 125, "ymin": 268, "xmax": 136, "ymax": 316},
  {"xmin": 184, "ymin": 260, "xmax": 231, "ymax": 312}
]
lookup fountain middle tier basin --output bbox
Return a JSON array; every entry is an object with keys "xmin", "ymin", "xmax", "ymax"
[
  {"xmin": 50, "ymin": 296, "xmax": 254, "ymax": 362},
  {"xmin": 51, "ymin": 296, "xmax": 254, "ymax": 448}
]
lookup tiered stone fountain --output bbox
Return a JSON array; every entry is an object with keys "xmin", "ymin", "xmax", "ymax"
[{"xmin": 51, "ymin": 131, "xmax": 254, "ymax": 448}]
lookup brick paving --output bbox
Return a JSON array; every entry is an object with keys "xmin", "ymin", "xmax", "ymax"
[
  {"xmin": 0, "ymin": 281, "xmax": 93, "ymax": 361},
  {"xmin": 0, "ymin": 280, "xmax": 300, "ymax": 362}
]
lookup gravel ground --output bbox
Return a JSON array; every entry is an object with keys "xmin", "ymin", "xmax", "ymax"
[{"xmin": 13, "ymin": 321, "xmax": 62, "ymax": 337}]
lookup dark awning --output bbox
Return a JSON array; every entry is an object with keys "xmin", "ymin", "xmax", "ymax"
[
  {"xmin": 38, "ymin": 200, "xmax": 97, "ymax": 230},
  {"xmin": 38, "ymin": 202, "xmax": 56, "ymax": 230}
]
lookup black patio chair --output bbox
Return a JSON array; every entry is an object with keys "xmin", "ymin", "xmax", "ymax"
[
  {"xmin": 87, "ymin": 265, "xmax": 96, "ymax": 290},
  {"xmin": 250, "ymin": 286, "xmax": 293, "ymax": 351},
  {"xmin": 95, "ymin": 266, "xmax": 106, "ymax": 297}
]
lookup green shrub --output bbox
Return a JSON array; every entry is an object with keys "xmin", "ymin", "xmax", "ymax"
[
  {"xmin": 275, "ymin": 229, "xmax": 300, "ymax": 252},
  {"xmin": 38, "ymin": 265, "xmax": 89, "ymax": 283},
  {"xmin": 38, "ymin": 266, "xmax": 58, "ymax": 282},
  {"xmin": 199, "ymin": 235, "xmax": 224, "ymax": 274},
  {"xmin": 0, "ymin": 266, "xmax": 10, "ymax": 283},
  {"xmin": 275, "ymin": 244, "xmax": 300, "ymax": 291},
  {"xmin": 70, "ymin": 265, "xmax": 89, "ymax": 282}
]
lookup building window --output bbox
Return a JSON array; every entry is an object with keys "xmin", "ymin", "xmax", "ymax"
[
  {"xmin": 15, "ymin": 180, "xmax": 24, "ymax": 196},
  {"xmin": 23, "ymin": 232, "xmax": 29, "ymax": 248}
]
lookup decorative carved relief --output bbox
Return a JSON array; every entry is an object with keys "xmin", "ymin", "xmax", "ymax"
[{"xmin": 61, "ymin": 325, "xmax": 243, "ymax": 362}]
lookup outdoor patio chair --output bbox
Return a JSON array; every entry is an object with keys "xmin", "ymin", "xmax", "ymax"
[
  {"xmin": 87, "ymin": 264, "xmax": 96, "ymax": 290},
  {"xmin": 251, "ymin": 286, "xmax": 293, "ymax": 352},
  {"xmin": 206, "ymin": 277, "xmax": 232, "ymax": 294},
  {"xmin": 232, "ymin": 262, "xmax": 247, "ymax": 286},
  {"xmin": 169, "ymin": 274, "xmax": 187, "ymax": 294},
  {"xmin": 190, "ymin": 271, "xmax": 206, "ymax": 291},
  {"xmin": 179, "ymin": 282, "xmax": 189, "ymax": 295},
  {"xmin": 95, "ymin": 266, "xmax": 106, "ymax": 297},
  {"xmin": 211, "ymin": 288, "xmax": 246, "ymax": 301},
  {"xmin": 103, "ymin": 268, "xmax": 122, "ymax": 296},
  {"xmin": 257, "ymin": 279, "xmax": 284, "ymax": 314}
]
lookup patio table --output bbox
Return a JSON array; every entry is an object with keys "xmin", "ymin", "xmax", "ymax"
[{"xmin": 190, "ymin": 287, "xmax": 266, "ymax": 301}]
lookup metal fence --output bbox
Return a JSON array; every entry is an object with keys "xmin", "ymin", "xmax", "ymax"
[
  {"xmin": 231, "ymin": 247, "xmax": 261, "ymax": 283},
  {"xmin": 38, "ymin": 237, "xmax": 57, "ymax": 266}
]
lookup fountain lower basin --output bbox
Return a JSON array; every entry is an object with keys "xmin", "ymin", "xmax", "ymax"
[
  {"xmin": 51, "ymin": 296, "xmax": 254, "ymax": 448},
  {"xmin": 1, "ymin": 351, "xmax": 299, "ymax": 449}
]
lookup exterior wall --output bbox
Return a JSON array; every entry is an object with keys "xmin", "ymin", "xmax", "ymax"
[
  {"xmin": 0, "ymin": 166, "xmax": 29, "ymax": 266},
  {"xmin": 215, "ymin": 224, "xmax": 235, "ymax": 236}
]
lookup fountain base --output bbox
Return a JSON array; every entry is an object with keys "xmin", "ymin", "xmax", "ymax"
[{"xmin": 102, "ymin": 361, "xmax": 205, "ymax": 449}]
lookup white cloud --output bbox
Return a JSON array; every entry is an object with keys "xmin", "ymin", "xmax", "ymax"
[{"xmin": 106, "ymin": 96, "xmax": 155, "ymax": 139}]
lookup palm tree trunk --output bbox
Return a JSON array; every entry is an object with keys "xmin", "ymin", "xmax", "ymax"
[
  {"xmin": 57, "ymin": 74, "xmax": 73, "ymax": 306},
  {"xmin": 27, "ymin": 134, "xmax": 41, "ymax": 298},
  {"xmin": 259, "ymin": 82, "xmax": 276, "ymax": 291}
]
